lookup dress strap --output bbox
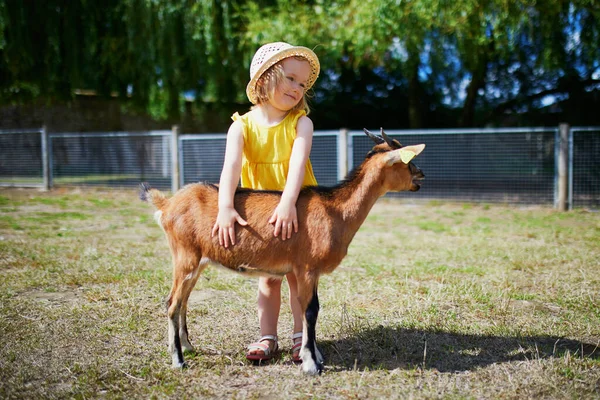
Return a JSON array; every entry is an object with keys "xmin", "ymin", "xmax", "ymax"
[
  {"xmin": 289, "ymin": 110, "xmax": 307, "ymax": 130},
  {"xmin": 231, "ymin": 112, "xmax": 241, "ymax": 121}
]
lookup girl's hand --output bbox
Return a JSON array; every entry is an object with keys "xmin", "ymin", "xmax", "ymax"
[
  {"xmin": 211, "ymin": 207, "xmax": 248, "ymax": 248},
  {"xmin": 268, "ymin": 200, "xmax": 298, "ymax": 240}
]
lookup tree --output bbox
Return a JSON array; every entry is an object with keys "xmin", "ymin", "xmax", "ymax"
[
  {"xmin": 241, "ymin": 0, "xmax": 600, "ymax": 127},
  {"xmin": 1, "ymin": 0, "xmax": 598, "ymax": 128},
  {"xmin": 0, "ymin": 0, "xmax": 252, "ymax": 120}
]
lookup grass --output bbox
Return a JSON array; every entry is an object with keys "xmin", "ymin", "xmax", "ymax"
[{"xmin": 0, "ymin": 187, "xmax": 599, "ymax": 399}]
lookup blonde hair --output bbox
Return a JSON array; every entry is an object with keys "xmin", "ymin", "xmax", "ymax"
[{"xmin": 253, "ymin": 57, "xmax": 311, "ymax": 114}]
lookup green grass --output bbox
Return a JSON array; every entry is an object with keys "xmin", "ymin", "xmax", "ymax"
[
  {"xmin": 0, "ymin": 188, "xmax": 599, "ymax": 399},
  {"xmin": 52, "ymin": 174, "xmax": 142, "ymax": 184}
]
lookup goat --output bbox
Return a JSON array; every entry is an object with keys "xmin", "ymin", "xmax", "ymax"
[{"xmin": 140, "ymin": 128, "xmax": 425, "ymax": 375}]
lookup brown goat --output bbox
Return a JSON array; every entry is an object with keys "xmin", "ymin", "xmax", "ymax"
[{"xmin": 140, "ymin": 129, "xmax": 425, "ymax": 374}]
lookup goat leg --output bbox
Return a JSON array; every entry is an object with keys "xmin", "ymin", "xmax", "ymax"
[
  {"xmin": 178, "ymin": 262, "xmax": 206, "ymax": 353},
  {"xmin": 296, "ymin": 272, "xmax": 323, "ymax": 375},
  {"xmin": 167, "ymin": 254, "xmax": 203, "ymax": 368},
  {"xmin": 179, "ymin": 302, "xmax": 194, "ymax": 353},
  {"xmin": 167, "ymin": 295, "xmax": 187, "ymax": 368}
]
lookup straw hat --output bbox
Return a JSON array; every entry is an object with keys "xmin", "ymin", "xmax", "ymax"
[{"xmin": 246, "ymin": 42, "xmax": 320, "ymax": 104}]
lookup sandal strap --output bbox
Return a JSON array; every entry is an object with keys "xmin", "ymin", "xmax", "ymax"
[
  {"xmin": 247, "ymin": 342, "xmax": 270, "ymax": 352},
  {"xmin": 291, "ymin": 332, "xmax": 303, "ymax": 341},
  {"xmin": 259, "ymin": 334, "xmax": 278, "ymax": 343},
  {"xmin": 247, "ymin": 335, "xmax": 279, "ymax": 355},
  {"xmin": 291, "ymin": 342, "xmax": 302, "ymax": 351}
]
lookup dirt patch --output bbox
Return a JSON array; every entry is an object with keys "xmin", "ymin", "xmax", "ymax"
[
  {"xmin": 509, "ymin": 299, "xmax": 563, "ymax": 314},
  {"xmin": 188, "ymin": 288, "xmax": 229, "ymax": 304},
  {"xmin": 19, "ymin": 289, "xmax": 82, "ymax": 304}
]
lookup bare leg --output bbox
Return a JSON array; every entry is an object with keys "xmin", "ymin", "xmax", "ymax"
[
  {"xmin": 287, "ymin": 272, "xmax": 304, "ymax": 361},
  {"xmin": 286, "ymin": 272, "xmax": 303, "ymax": 333},
  {"xmin": 247, "ymin": 276, "xmax": 282, "ymax": 356}
]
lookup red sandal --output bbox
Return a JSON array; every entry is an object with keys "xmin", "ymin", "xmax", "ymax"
[{"xmin": 246, "ymin": 335, "xmax": 278, "ymax": 362}]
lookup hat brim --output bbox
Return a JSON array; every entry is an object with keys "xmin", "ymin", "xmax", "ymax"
[{"xmin": 246, "ymin": 46, "xmax": 320, "ymax": 104}]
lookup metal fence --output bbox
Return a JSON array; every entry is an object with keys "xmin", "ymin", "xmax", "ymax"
[
  {"xmin": 1, "ymin": 125, "xmax": 598, "ymax": 209},
  {"xmin": 179, "ymin": 131, "xmax": 341, "ymax": 189},
  {"xmin": 352, "ymin": 127, "xmax": 558, "ymax": 205},
  {"xmin": 49, "ymin": 131, "xmax": 172, "ymax": 189},
  {"xmin": 0, "ymin": 128, "xmax": 46, "ymax": 188},
  {"xmin": 570, "ymin": 127, "xmax": 600, "ymax": 209}
]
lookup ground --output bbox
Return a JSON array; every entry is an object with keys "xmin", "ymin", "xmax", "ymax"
[{"xmin": 0, "ymin": 187, "xmax": 599, "ymax": 399}]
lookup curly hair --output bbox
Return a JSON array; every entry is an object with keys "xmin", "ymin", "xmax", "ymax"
[{"xmin": 253, "ymin": 57, "xmax": 311, "ymax": 114}]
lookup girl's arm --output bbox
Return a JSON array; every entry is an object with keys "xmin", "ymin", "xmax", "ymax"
[
  {"xmin": 211, "ymin": 120, "xmax": 247, "ymax": 247},
  {"xmin": 269, "ymin": 115, "xmax": 314, "ymax": 239}
]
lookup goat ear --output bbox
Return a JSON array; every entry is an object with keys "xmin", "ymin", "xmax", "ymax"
[{"xmin": 385, "ymin": 144, "xmax": 426, "ymax": 165}]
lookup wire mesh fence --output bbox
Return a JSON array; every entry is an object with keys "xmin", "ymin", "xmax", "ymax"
[
  {"xmin": 0, "ymin": 128, "xmax": 45, "ymax": 187},
  {"xmin": 50, "ymin": 131, "xmax": 171, "ymax": 190},
  {"xmin": 180, "ymin": 134, "xmax": 226, "ymax": 186},
  {"xmin": 180, "ymin": 131, "xmax": 340, "ymax": 187},
  {"xmin": 1, "ymin": 126, "xmax": 598, "ymax": 209},
  {"xmin": 571, "ymin": 127, "xmax": 600, "ymax": 209},
  {"xmin": 351, "ymin": 128, "xmax": 558, "ymax": 205},
  {"xmin": 307, "ymin": 132, "xmax": 340, "ymax": 186}
]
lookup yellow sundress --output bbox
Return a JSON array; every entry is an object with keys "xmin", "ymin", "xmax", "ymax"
[{"xmin": 232, "ymin": 110, "xmax": 318, "ymax": 191}]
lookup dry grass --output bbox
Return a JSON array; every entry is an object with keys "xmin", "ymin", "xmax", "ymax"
[{"xmin": 0, "ymin": 187, "xmax": 599, "ymax": 399}]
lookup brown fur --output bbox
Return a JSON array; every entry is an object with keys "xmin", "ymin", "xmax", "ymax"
[{"xmin": 141, "ymin": 133, "xmax": 425, "ymax": 373}]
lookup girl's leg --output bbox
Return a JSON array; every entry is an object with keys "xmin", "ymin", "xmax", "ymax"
[
  {"xmin": 286, "ymin": 272, "xmax": 304, "ymax": 362},
  {"xmin": 247, "ymin": 276, "xmax": 282, "ymax": 357},
  {"xmin": 286, "ymin": 272, "xmax": 303, "ymax": 333},
  {"xmin": 258, "ymin": 276, "xmax": 282, "ymax": 336}
]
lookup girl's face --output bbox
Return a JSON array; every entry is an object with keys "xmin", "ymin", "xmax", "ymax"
[{"xmin": 270, "ymin": 58, "xmax": 311, "ymax": 111}]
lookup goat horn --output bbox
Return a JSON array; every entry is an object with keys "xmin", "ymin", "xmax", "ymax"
[
  {"xmin": 380, "ymin": 128, "xmax": 398, "ymax": 149},
  {"xmin": 363, "ymin": 128, "xmax": 385, "ymax": 144}
]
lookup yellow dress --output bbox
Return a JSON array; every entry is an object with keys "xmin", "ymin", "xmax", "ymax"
[{"xmin": 232, "ymin": 110, "xmax": 318, "ymax": 191}]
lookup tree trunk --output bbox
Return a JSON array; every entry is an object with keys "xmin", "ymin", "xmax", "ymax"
[
  {"xmin": 406, "ymin": 54, "xmax": 422, "ymax": 129},
  {"xmin": 460, "ymin": 50, "xmax": 489, "ymax": 127},
  {"xmin": 167, "ymin": 81, "xmax": 180, "ymax": 122}
]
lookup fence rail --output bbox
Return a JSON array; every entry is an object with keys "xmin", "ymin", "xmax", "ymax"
[{"xmin": 1, "ymin": 125, "xmax": 598, "ymax": 210}]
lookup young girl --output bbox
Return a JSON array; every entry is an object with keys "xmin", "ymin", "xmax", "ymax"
[{"xmin": 211, "ymin": 42, "xmax": 320, "ymax": 362}]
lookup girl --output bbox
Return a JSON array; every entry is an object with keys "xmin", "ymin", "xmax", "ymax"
[{"xmin": 211, "ymin": 42, "xmax": 320, "ymax": 363}]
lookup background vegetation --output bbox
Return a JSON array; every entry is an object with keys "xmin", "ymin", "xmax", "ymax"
[
  {"xmin": 1, "ymin": 0, "xmax": 599, "ymax": 130},
  {"xmin": 0, "ymin": 188, "xmax": 599, "ymax": 398}
]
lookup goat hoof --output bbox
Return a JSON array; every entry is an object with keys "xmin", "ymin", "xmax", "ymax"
[
  {"xmin": 182, "ymin": 345, "xmax": 196, "ymax": 354},
  {"xmin": 302, "ymin": 361, "xmax": 323, "ymax": 375},
  {"xmin": 181, "ymin": 338, "xmax": 195, "ymax": 353},
  {"xmin": 172, "ymin": 361, "xmax": 188, "ymax": 369}
]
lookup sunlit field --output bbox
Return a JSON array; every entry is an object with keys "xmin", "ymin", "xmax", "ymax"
[{"xmin": 1, "ymin": 187, "xmax": 598, "ymax": 399}]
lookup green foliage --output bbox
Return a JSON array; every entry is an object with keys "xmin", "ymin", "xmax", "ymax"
[
  {"xmin": 0, "ymin": 0, "xmax": 598, "ymax": 127},
  {"xmin": 241, "ymin": 0, "xmax": 600, "ymax": 127},
  {"xmin": 0, "ymin": 0, "xmax": 251, "ymax": 119}
]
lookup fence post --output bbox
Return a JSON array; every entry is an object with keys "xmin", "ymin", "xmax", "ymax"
[
  {"xmin": 556, "ymin": 123, "xmax": 569, "ymax": 211},
  {"xmin": 171, "ymin": 125, "xmax": 180, "ymax": 193},
  {"xmin": 337, "ymin": 128, "xmax": 348, "ymax": 181},
  {"xmin": 162, "ymin": 134, "xmax": 169, "ymax": 178},
  {"xmin": 41, "ymin": 125, "xmax": 51, "ymax": 191}
]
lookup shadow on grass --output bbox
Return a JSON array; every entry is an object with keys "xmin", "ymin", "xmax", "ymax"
[{"xmin": 320, "ymin": 326, "xmax": 600, "ymax": 372}]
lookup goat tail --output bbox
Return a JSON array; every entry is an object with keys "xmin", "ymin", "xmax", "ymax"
[{"xmin": 139, "ymin": 182, "xmax": 168, "ymax": 210}]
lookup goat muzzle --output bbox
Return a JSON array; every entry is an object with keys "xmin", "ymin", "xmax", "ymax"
[{"xmin": 411, "ymin": 169, "xmax": 425, "ymax": 191}]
